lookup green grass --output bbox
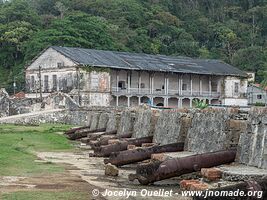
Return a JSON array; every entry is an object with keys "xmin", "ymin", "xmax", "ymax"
[
  {"xmin": 0, "ymin": 124, "xmax": 74, "ymax": 176},
  {"xmin": 2, "ymin": 191, "xmax": 89, "ymax": 200}
]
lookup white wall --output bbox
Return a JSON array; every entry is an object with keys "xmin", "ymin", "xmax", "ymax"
[
  {"xmin": 222, "ymin": 98, "xmax": 248, "ymax": 106},
  {"xmin": 224, "ymin": 76, "xmax": 248, "ymax": 98},
  {"xmin": 27, "ymin": 47, "xmax": 77, "ymax": 70}
]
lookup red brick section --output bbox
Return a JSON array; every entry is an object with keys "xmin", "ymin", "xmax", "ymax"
[
  {"xmin": 201, "ymin": 168, "xmax": 222, "ymax": 181},
  {"xmin": 180, "ymin": 180, "xmax": 209, "ymax": 191},
  {"xmin": 151, "ymin": 153, "xmax": 168, "ymax": 162},
  {"xmin": 127, "ymin": 144, "xmax": 136, "ymax": 150},
  {"xmin": 141, "ymin": 143, "xmax": 156, "ymax": 148}
]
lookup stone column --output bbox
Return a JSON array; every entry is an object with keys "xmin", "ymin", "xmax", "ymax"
[
  {"xmin": 150, "ymin": 97, "xmax": 154, "ymax": 106},
  {"xmin": 199, "ymin": 75, "xmax": 202, "ymax": 96},
  {"xmin": 116, "ymin": 96, "xmax": 119, "ymax": 106},
  {"xmin": 127, "ymin": 71, "xmax": 131, "ymax": 94},
  {"xmin": 209, "ymin": 76, "xmax": 212, "ymax": 97},
  {"xmin": 180, "ymin": 75, "xmax": 183, "ymax": 95},
  {"xmin": 151, "ymin": 73, "xmax": 154, "ymax": 94},
  {"xmin": 177, "ymin": 74, "xmax": 180, "ymax": 95},
  {"xmin": 138, "ymin": 72, "xmax": 141, "ymax": 94},
  {"xmin": 190, "ymin": 98, "xmax": 193, "ymax": 108},
  {"xmin": 127, "ymin": 96, "xmax": 130, "ymax": 107},
  {"xmin": 116, "ymin": 70, "xmax": 119, "ymax": 92},
  {"xmin": 138, "ymin": 96, "xmax": 141, "ymax": 105},
  {"xmin": 190, "ymin": 74, "xmax": 193, "ymax": 96},
  {"xmin": 166, "ymin": 75, "xmax": 169, "ymax": 95}
]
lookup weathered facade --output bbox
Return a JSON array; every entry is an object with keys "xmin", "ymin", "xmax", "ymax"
[
  {"xmin": 247, "ymin": 84, "xmax": 267, "ymax": 106},
  {"xmin": 25, "ymin": 46, "xmax": 248, "ymax": 107}
]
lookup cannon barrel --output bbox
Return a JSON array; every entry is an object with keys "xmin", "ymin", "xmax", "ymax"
[
  {"xmin": 64, "ymin": 125, "xmax": 90, "ymax": 135},
  {"xmin": 67, "ymin": 128, "xmax": 106, "ymax": 140},
  {"xmin": 91, "ymin": 136, "xmax": 153, "ymax": 157},
  {"xmin": 129, "ymin": 150, "xmax": 237, "ymax": 185},
  {"xmin": 104, "ymin": 142, "xmax": 184, "ymax": 166},
  {"xmin": 87, "ymin": 130, "xmax": 117, "ymax": 141},
  {"xmin": 89, "ymin": 132, "xmax": 133, "ymax": 150}
]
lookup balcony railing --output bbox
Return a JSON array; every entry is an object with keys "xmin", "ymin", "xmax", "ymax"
[{"xmin": 111, "ymin": 87, "xmax": 221, "ymax": 98}]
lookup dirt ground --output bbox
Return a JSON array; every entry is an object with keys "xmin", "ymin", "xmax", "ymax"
[{"xmin": 0, "ymin": 145, "xmax": 192, "ymax": 200}]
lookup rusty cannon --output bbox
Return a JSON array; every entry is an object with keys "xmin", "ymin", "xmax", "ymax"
[
  {"xmin": 67, "ymin": 128, "xmax": 106, "ymax": 140},
  {"xmin": 129, "ymin": 150, "xmax": 237, "ymax": 185},
  {"xmin": 104, "ymin": 142, "xmax": 184, "ymax": 166},
  {"xmin": 87, "ymin": 130, "xmax": 117, "ymax": 141},
  {"xmin": 90, "ymin": 136, "xmax": 153, "ymax": 157},
  {"xmin": 89, "ymin": 132, "xmax": 133, "ymax": 149},
  {"xmin": 64, "ymin": 125, "xmax": 91, "ymax": 135}
]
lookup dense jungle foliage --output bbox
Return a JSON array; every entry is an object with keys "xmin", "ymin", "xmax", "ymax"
[{"xmin": 0, "ymin": 0, "xmax": 266, "ymax": 92}]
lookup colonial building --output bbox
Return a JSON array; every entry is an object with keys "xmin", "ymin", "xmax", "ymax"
[
  {"xmin": 247, "ymin": 84, "xmax": 267, "ymax": 106},
  {"xmin": 25, "ymin": 46, "xmax": 248, "ymax": 107}
]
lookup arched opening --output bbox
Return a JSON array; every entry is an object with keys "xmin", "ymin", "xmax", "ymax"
[
  {"xmin": 182, "ymin": 98, "xmax": 190, "ymax": 108},
  {"xmin": 130, "ymin": 96, "xmax": 138, "ymax": 107},
  {"xmin": 118, "ymin": 96, "xmax": 128, "ymax": 107},
  {"xmin": 141, "ymin": 96, "xmax": 149, "ymax": 104},
  {"xmin": 154, "ymin": 97, "xmax": 164, "ymax": 107},
  {"xmin": 211, "ymin": 99, "xmax": 220, "ymax": 105},
  {"xmin": 168, "ymin": 97, "xmax": 178, "ymax": 107}
]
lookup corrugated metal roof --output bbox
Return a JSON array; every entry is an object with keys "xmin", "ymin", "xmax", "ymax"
[{"xmin": 52, "ymin": 46, "xmax": 247, "ymax": 77}]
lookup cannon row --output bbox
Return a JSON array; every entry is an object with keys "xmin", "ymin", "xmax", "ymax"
[{"xmin": 63, "ymin": 107, "xmax": 258, "ymax": 188}]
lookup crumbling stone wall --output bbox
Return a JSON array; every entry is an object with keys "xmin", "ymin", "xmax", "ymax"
[
  {"xmin": 117, "ymin": 109, "xmax": 135, "ymax": 136},
  {"xmin": 0, "ymin": 89, "xmax": 10, "ymax": 117},
  {"xmin": 89, "ymin": 113, "xmax": 101, "ymax": 130},
  {"xmin": 97, "ymin": 112, "xmax": 109, "ymax": 129},
  {"xmin": 153, "ymin": 110, "xmax": 188, "ymax": 145},
  {"xmin": 44, "ymin": 92, "xmax": 79, "ymax": 110},
  {"xmin": 106, "ymin": 112, "xmax": 120, "ymax": 132},
  {"xmin": 186, "ymin": 110, "xmax": 231, "ymax": 153},
  {"xmin": 132, "ymin": 108, "xmax": 155, "ymax": 138},
  {"xmin": 237, "ymin": 108, "xmax": 267, "ymax": 169}
]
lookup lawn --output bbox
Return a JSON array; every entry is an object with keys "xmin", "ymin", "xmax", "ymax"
[
  {"xmin": 1, "ymin": 191, "xmax": 89, "ymax": 200},
  {"xmin": 0, "ymin": 124, "xmax": 74, "ymax": 176}
]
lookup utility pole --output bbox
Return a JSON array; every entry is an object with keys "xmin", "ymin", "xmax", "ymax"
[
  {"xmin": 76, "ymin": 66, "xmax": 81, "ymax": 106},
  {"xmin": 13, "ymin": 77, "xmax": 16, "ymax": 96},
  {"xmin": 38, "ymin": 66, "xmax": 43, "ymax": 102}
]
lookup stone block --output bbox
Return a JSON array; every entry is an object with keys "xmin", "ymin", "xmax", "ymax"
[
  {"xmin": 105, "ymin": 163, "xmax": 119, "ymax": 176},
  {"xmin": 127, "ymin": 145, "xmax": 136, "ymax": 150},
  {"xmin": 201, "ymin": 168, "xmax": 222, "ymax": 181},
  {"xmin": 151, "ymin": 153, "xmax": 168, "ymax": 162}
]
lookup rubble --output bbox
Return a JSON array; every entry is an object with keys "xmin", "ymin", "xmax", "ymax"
[
  {"xmin": 201, "ymin": 168, "xmax": 222, "ymax": 181},
  {"xmin": 105, "ymin": 163, "xmax": 119, "ymax": 176}
]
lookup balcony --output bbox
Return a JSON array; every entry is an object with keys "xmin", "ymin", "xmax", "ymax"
[{"xmin": 111, "ymin": 87, "xmax": 221, "ymax": 98}]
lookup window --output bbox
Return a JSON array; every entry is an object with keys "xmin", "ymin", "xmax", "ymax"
[
  {"xmin": 118, "ymin": 81, "xmax": 126, "ymax": 89},
  {"xmin": 140, "ymin": 83, "xmax": 145, "ymax": 88},
  {"xmin": 52, "ymin": 75, "xmax": 57, "ymax": 91},
  {"xmin": 257, "ymin": 95, "xmax": 262, "ymax": 99},
  {"xmin": 44, "ymin": 75, "xmax": 49, "ymax": 92},
  {"xmin": 182, "ymin": 84, "xmax": 187, "ymax": 91},
  {"xmin": 57, "ymin": 62, "xmax": 64, "ymax": 68},
  {"xmin": 234, "ymin": 83, "xmax": 239, "ymax": 94}
]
